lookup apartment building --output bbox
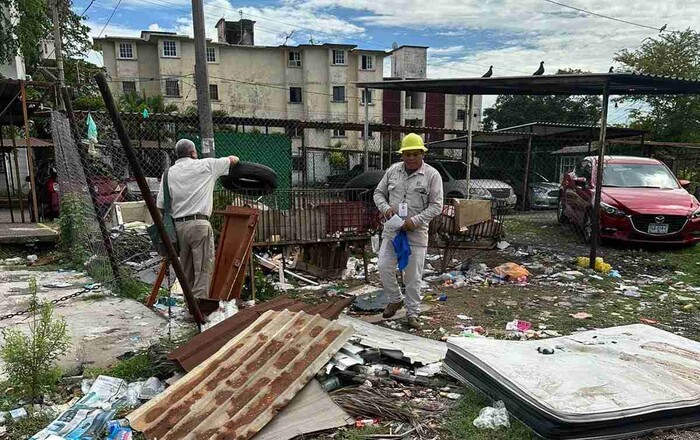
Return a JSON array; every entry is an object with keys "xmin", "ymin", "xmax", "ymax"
[
  {"xmin": 384, "ymin": 45, "xmax": 483, "ymax": 145},
  {"xmin": 94, "ymin": 19, "xmax": 386, "ymax": 154}
]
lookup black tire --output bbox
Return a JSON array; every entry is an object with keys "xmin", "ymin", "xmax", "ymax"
[
  {"xmin": 219, "ymin": 161, "xmax": 278, "ymax": 195},
  {"xmin": 345, "ymin": 170, "xmax": 385, "ymax": 202},
  {"xmin": 557, "ymin": 196, "xmax": 568, "ymax": 224},
  {"xmin": 582, "ymin": 210, "xmax": 594, "ymax": 244}
]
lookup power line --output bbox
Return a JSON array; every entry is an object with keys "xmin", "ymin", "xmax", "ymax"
[
  {"xmin": 541, "ymin": 0, "xmax": 665, "ymax": 32},
  {"xmin": 97, "ymin": 0, "xmax": 122, "ymax": 39},
  {"xmin": 80, "ymin": 0, "xmax": 98, "ymax": 17}
]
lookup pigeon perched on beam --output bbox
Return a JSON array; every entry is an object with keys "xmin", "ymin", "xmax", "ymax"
[
  {"xmin": 482, "ymin": 66, "xmax": 493, "ymax": 77},
  {"xmin": 533, "ymin": 61, "xmax": 545, "ymax": 75}
]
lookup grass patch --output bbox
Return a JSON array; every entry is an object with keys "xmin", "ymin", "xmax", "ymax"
[
  {"xmin": 333, "ymin": 425, "xmax": 388, "ymax": 440},
  {"xmin": 659, "ymin": 244, "xmax": 700, "ymax": 285},
  {"xmin": 3, "ymin": 414, "xmax": 54, "ymax": 440},
  {"xmin": 443, "ymin": 388, "xmax": 534, "ymax": 440}
]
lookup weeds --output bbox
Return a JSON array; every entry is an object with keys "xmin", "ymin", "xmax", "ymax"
[
  {"xmin": 3, "ymin": 414, "xmax": 53, "ymax": 440},
  {"xmin": 0, "ymin": 278, "xmax": 70, "ymax": 402}
]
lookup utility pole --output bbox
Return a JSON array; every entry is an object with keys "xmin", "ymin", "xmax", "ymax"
[
  {"xmin": 52, "ymin": 0, "xmax": 65, "ymax": 109},
  {"xmin": 191, "ymin": 0, "xmax": 215, "ymax": 158}
]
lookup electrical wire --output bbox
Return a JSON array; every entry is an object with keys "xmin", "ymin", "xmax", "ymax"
[
  {"xmin": 96, "ymin": 0, "xmax": 122, "ymax": 39},
  {"xmin": 80, "ymin": 0, "xmax": 98, "ymax": 17},
  {"xmin": 541, "ymin": 0, "xmax": 666, "ymax": 32}
]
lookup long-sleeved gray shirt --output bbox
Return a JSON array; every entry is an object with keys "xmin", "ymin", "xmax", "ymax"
[{"xmin": 374, "ymin": 161, "xmax": 444, "ymax": 247}]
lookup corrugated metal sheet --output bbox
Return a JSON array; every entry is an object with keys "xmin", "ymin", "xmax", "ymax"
[
  {"xmin": 129, "ymin": 310, "xmax": 353, "ymax": 440},
  {"xmin": 168, "ymin": 295, "xmax": 354, "ymax": 371}
]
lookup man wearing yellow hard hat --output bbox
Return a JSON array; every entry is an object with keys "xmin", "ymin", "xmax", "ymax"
[{"xmin": 373, "ymin": 133, "xmax": 444, "ymax": 329}]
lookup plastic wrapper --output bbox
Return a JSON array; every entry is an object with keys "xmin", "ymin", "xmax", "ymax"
[{"xmin": 473, "ymin": 401, "xmax": 511, "ymax": 430}]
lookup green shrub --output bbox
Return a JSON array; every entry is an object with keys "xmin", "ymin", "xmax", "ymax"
[
  {"xmin": 58, "ymin": 193, "xmax": 92, "ymax": 266},
  {"xmin": 0, "ymin": 278, "xmax": 70, "ymax": 402}
]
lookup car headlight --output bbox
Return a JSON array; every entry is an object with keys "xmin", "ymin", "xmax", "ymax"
[
  {"xmin": 469, "ymin": 187, "xmax": 490, "ymax": 197},
  {"xmin": 532, "ymin": 186, "xmax": 549, "ymax": 195},
  {"xmin": 601, "ymin": 202, "xmax": 625, "ymax": 217},
  {"xmin": 691, "ymin": 207, "xmax": 700, "ymax": 219}
]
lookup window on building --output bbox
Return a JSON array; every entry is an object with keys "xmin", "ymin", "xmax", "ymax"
[
  {"xmin": 289, "ymin": 87, "xmax": 302, "ymax": 103},
  {"xmin": 332, "ymin": 49, "xmax": 346, "ymax": 65},
  {"xmin": 457, "ymin": 109, "xmax": 465, "ymax": 121},
  {"xmin": 332, "ymin": 86, "xmax": 346, "ymax": 102},
  {"xmin": 206, "ymin": 47, "xmax": 216, "ymax": 63},
  {"xmin": 165, "ymin": 79, "xmax": 180, "ymax": 96},
  {"xmin": 560, "ymin": 156, "xmax": 578, "ymax": 179},
  {"xmin": 288, "ymin": 51, "xmax": 302, "ymax": 68},
  {"xmin": 369, "ymin": 154, "xmax": 380, "ymax": 168},
  {"xmin": 119, "ymin": 42, "xmax": 134, "ymax": 59},
  {"xmin": 361, "ymin": 128, "xmax": 374, "ymax": 138},
  {"xmin": 405, "ymin": 91, "xmax": 422, "ymax": 109},
  {"xmin": 286, "ymin": 126, "xmax": 302, "ymax": 138},
  {"xmin": 122, "ymin": 81, "xmax": 137, "ymax": 95},
  {"xmin": 405, "ymin": 118, "xmax": 422, "ymax": 127},
  {"xmin": 162, "ymin": 40, "xmax": 177, "ymax": 57},
  {"xmin": 209, "ymin": 84, "xmax": 219, "ymax": 100},
  {"xmin": 361, "ymin": 89, "xmax": 372, "ymax": 105},
  {"xmin": 361, "ymin": 54, "xmax": 374, "ymax": 70},
  {"xmin": 332, "ymin": 128, "xmax": 346, "ymax": 137},
  {"xmin": 292, "ymin": 155, "xmax": 304, "ymax": 171}
]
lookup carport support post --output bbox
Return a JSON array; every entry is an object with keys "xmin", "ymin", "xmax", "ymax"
[
  {"xmin": 1, "ymin": 135, "xmax": 15, "ymax": 223},
  {"xmin": 589, "ymin": 82, "xmax": 610, "ymax": 269},
  {"xmin": 521, "ymin": 135, "xmax": 532, "ymax": 210},
  {"xmin": 363, "ymin": 87, "xmax": 370, "ymax": 172},
  {"xmin": 9, "ymin": 112, "xmax": 25, "ymax": 223},
  {"xmin": 465, "ymin": 94, "xmax": 474, "ymax": 198}
]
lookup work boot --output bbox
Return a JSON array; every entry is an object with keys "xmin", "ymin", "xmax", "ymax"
[
  {"xmin": 383, "ymin": 301, "xmax": 404, "ymax": 319},
  {"xmin": 407, "ymin": 316, "xmax": 421, "ymax": 329}
]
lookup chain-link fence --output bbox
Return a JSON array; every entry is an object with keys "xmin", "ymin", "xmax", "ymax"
[{"xmin": 43, "ymin": 109, "xmax": 700, "ymax": 294}]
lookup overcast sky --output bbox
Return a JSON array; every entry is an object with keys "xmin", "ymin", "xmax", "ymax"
[{"xmin": 75, "ymin": 0, "xmax": 700, "ymax": 123}]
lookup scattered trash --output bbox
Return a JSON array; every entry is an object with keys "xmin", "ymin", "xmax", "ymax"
[
  {"xmin": 106, "ymin": 420, "xmax": 133, "ymax": 440},
  {"xmin": 438, "ymin": 293, "xmax": 448, "ymax": 302},
  {"xmin": 609, "ymin": 270, "xmax": 621, "ymax": 278},
  {"xmin": 493, "ymin": 263, "xmax": 530, "ymax": 281},
  {"xmin": 0, "ymin": 257, "xmax": 23, "ymax": 265},
  {"xmin": 27, "ymin": 254, "xmax": 38, "ymax": 264},
  {"xmin": 570, "ymin": 312, "xmax": 592, "ymax": 320},
  {"xmin": 537, "ymin": 347, "xmax": 555, "ymax": 355},
  {"xmin": 415, "ymin": 362, "xmax": 443, "ymax": 377},
  {"xmin": 43, "ymin": 282, "xmax": 74, "ymax": 288},
  {"xmin": 137, "ymin": 377, "xmax": 165, "ymax": 400},
  {"xmin": 9, "ymin": 407, "xmax": 28, "ymax": 421},
  {"xmin": 473, "ymin": 401, "xmax": 510, "ymax": 430},
  {"xmin": 621, "ymin": 290, "xmax": 641, "ymax": 298},
  {"xmin": 506, "ymin": 319, "xmax": 532, "ymax": 333},
  {"xmin": 456, "ymin": 315, "xmax": 472, "ymax": 320},
  {"xmin": 640, "ymin": 318, "xmax": 659, "ymax": 325},
  {"xmin": 440, "ymin": 392, "xmax": 462, "ymax": 400},
  {"xmin": 355, "ymin": 418, "xmax": 381, "ymax": 428},
  {"xmin": 496, "ymin": 241, "xmax": 510, "ymax": 250},
  {"xmin": 202, "ymin": 300, "xmax": 239, "ymax": 331},
  {"xmin": 576, "ymin": 256, "xmax": 612, "ymax": 274},
  {"xmin": 342, "ymin": 257, "xmax": 359, "ymax": 280}
]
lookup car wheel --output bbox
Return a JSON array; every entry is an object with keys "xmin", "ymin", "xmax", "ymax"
[
  {"xmin": 557, "ymin": 197, "xmax": 568, "ymax": 224},
  {"xmin": 219, "ymin": 161, "xmax": 278, "ymax": 195},
  {"xmin": 582, "ymin": 210, "xmax": 595, "ymax": 244}
]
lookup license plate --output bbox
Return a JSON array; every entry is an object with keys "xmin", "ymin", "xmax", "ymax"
[{"xmin": 648, "ymin": 224, "xmax": 669, "ymax": 234}]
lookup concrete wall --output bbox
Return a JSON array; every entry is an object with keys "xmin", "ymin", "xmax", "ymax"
[{"xmin": 391, "ymin": 46, "xmax": 427, "ymax": 79}]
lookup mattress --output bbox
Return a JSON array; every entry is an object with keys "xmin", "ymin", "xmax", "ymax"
[{"xmin": 445, "ymin": 324, "xmax": 700, "ymax": 439}]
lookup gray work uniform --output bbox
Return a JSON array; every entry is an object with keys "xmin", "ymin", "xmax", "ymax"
[
  {"xmin": 373, "ymin": 161, "xmax": 444, "ymax": 317},
  {"xmin": 157, "ymin": 157, "xmax": 230, "ymax": 298}
]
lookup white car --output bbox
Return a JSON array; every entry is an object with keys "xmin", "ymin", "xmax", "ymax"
[{"xmin": 428, "ymin": 160, "xmax": 518, "ymax": 208}]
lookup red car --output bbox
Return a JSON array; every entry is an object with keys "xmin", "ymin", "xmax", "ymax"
[{"xmin": 558, "ymin": 156, "xmax": 700, "ymax": 245}]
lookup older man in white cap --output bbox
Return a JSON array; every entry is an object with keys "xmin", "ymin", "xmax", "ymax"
[
  {"xmin": 374, "ymin": 133, "xmax": 443, "ymax": 329},
  {"xmin": 157, "ymin": 139, "xmax": 239, "ymax": 298}
]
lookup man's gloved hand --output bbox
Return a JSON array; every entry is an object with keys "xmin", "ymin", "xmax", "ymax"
[
  {"xmin": 384, "ymin": 207, "xmax": 395, "ymax": 219},
  {"xmin": 402, "ymin": 218, "xmax": 417, "ymax": 231},
  {"xmin": 229, "ymin": 155, "xmax": 240, "ymax": 166}
]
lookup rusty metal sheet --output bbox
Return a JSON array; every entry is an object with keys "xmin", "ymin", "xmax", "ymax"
[
  {"xmin": 129, "ymin": 310, "xmax": 353, "ymax": 440},
  {"xmin": 209, "ymin": 206, "xmax": 259, "ymax": 300},
  {"xmin": 168, "ymin": 295, "xmax": 354, "ymax": 372}
]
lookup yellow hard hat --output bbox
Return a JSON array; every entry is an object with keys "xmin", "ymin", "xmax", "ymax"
[{"xmin": 398, "ymin": 133, "xmax": 428, "ymax": 153}]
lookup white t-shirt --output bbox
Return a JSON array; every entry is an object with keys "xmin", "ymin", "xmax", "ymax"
[{"xmin": 156, "ymin": 157, "xmax": 230, "ymax": 218}]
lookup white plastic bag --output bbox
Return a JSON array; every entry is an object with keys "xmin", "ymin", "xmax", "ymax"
[{"xmin": 473, "ymin": 401, "xmax": 510, "ymax": 430}]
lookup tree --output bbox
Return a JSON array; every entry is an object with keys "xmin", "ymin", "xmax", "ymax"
[
  {"xmin": 482, "ymin": 69, "xmax": 601, "ymax": 130},
  {"xmin": 0, "ymin": 0, "xmax": 90, "ymax": 71},
  {"xmin": 614, "ymin": 29, "xmax": 700, "ymax": 142}
]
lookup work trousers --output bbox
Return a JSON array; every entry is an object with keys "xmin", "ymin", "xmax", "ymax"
[
  {"xmin": 176, "ymin": 219, "xmax": 215, "ymax": 299},
  {"xmin": 377, "ymin": 238, "xmax": 428, "ymax": 317}
]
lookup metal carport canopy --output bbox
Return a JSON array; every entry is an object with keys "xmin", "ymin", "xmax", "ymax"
[{"xmin": 356, "ymin": 73, "xmax": 700, "ymax": 95}]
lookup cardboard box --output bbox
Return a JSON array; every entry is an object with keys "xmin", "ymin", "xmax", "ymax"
[{"xmin": 453, "ymin": 198, "xmax": 492, "ymax": 232}]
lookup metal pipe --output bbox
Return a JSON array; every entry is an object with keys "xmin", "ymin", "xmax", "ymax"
[
  {"xmin": 21, "ymin": 81, "xmax": 40, "ymax": 221},
  {"xmin": 1, "ymin": 134, "xmax": 15, "ymax": 222},
  {"xmin": 589, "ymin": 82, "xmax": 610, "ymax": 269},
  {"xmin": 61, "ymin": 88, "xmax": 123, "ymax": 289},
  {"xmin": 94, "ymin": 73, "xmax": 204, "ymax": 324},
  {"xmin": 9, "ymin": 112, "xmax": 25, "ymax": 222},
  {"xmin": 465, "ymin": 94, "xmax": 474, "ymax": 198},
  {"xmin": 363, "ymin": 88, "xmax": 370, "ymax": 172},
  {"xmin": 521, "ymin": 135, "xmax": 532, "ymax": 211},
  {"xmin": 255, "ymin": 254, "xmax": 319, "ymax": 285}
]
